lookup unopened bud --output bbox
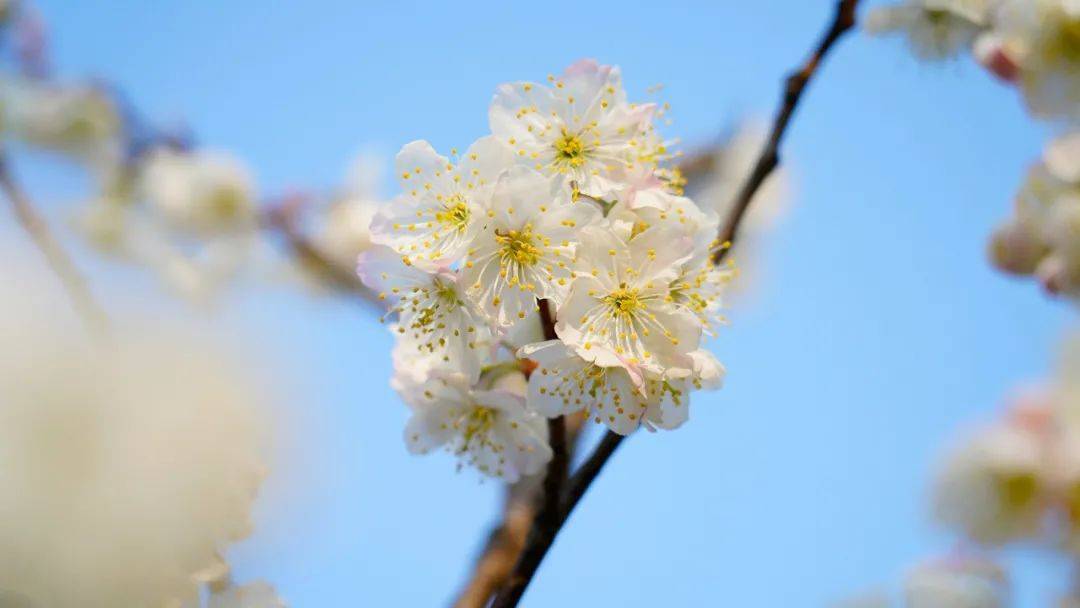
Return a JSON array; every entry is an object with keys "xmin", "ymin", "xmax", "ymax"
[
  {"xmin": 974, "ymin": 33, "xmax": 1021, "ymax": 83},
  {"xmin": 988, "ymin": 221, "xmax": 1045, "ymax": 275}
]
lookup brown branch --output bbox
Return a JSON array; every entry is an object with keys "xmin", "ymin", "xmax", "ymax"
[
  {"xmin": 261, "ymin": 199, "xmax": 383, "ymax": 311},
  {"xmin": 452, "ymin": 413, "xmax": 586, "ymax": 608},
  {"xmin": 452, "ymin": 479, "xmax": 537, "ymax": 608},
  {"xmin": 0, "ymin": 153, "xmax": 108, "ymax": 333},
  {"xmin": 558, "ymin": 429, "xmax": 624, "ymax": 523},
  {"xmin": 489, "ymin": 2, "xmax": 862, "ymax": 605},
  {"xmin": 676, "ymin": 148, "xmax": 718, "ymax": 186},
  {"xmin": 712, "ymin": 0, "xmax": 859, "ymax": 266}
]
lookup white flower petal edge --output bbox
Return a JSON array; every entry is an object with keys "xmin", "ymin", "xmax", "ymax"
[
  {"xmin": 400, "ymin": 373, "xmax": 552, "ymax": 482},
  {"xmin": 519, "ymin": 339, "xmax": 647, "ymax": 435},
  {"xmin": 370, "ymin": 137, "xmax": 513, "ymax": 268},
  {"xmin": 489, "ymin": 59, "xmax": 656, "ymax": 197},
  {"xmin": 357, "ymin": 246, "xmax": 492, "ymax": 383},
  {"xmin": 864, "ymin": 0, "xmax": 990, "ymax": 62},
  {"xmin": 642, "ymin": 349, "xmax": 726, "ymax": 432},
  {"xmin": 556, "ymin": 225, "xmax": 699, "ymax": 373}
]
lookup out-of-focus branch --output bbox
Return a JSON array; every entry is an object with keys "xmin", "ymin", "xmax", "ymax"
[
  {"xmin": 677, "ymin": 147, "xmax": 717, "ymax": 186},
  {"xmin": 712, "ymin": 0, "xmax": 860, "ymax": 265},
  {"xmin": 261, "ymin": 196, "xmax": 383, "ymax": 311},
  {"xmin": 452, "ymin": 413, "xmax": 586, "ymax": 608},
  {"xmin": 0, "ymin": 152, "xmax": 108, "ymax": 333},
  {"xmin": 490, "ymin": 2, "xmax": 863, "ymax": 606}
]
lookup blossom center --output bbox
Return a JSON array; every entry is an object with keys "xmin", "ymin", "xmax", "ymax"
[
  {"xmin": 994, "ymin": 469, "xmax": 1039, "ymax": 515},
  {"xmin": 495, "ymin": 226, "xmax": 541, "ymax": 267},
  {"xmin": 208, "ymin": 186, "xmax": 247, "ymax": 224},
  {"xmin": 1046, "ymin": 15, "xmax": 1080, "ymax": 63},
  {"xmin": 923, "ymin": 8, "xmax": 949, "ymax": 25},
  {"xmin": 554, "ymin": 131, "xmax": 586, "ymax": 168},
  {"xmin": 435, "ymin": 196, "xmax": 471, "ymax": 233},
  {"xmin": 434, "ymin": 279, "xmax": 460, "ymax": 306},
  {"xmin": 603, "ymin": 287, "xmax": 643, "ymax": 317},
  {"xmin": 462, "ymin": 406, "xmax": 496, "ymax": 446}
]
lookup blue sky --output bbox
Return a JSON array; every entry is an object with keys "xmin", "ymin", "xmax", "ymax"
[{"xmin": 10, "ymin": 0, "xmax": 1077, "ymax": 605}]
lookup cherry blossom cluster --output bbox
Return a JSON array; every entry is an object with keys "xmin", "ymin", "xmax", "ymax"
[
  {"xmin": 867, "ymin": 0, "xmax": 1080, "ymax": 301},
  {"xmin": 357, "ymin": 60, "xmax": 735, "ymax": 481}
]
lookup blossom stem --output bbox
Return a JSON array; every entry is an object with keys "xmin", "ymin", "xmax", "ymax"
[
  {"xmin": 711, "ymin": 0, "xmax": 861, "ymax": 266},
  {"xmin": 0, "ymin": 152, "xmax": 108, "ymax": 334},
  {"xmin": 491, "ymin": 2, "xmax": 863, "ymax": 605}
]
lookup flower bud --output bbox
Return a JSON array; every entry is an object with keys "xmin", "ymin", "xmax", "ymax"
[
  {"xmin": 988, "ymin": 220, "xmax": 1045, "ymax": 276},
  {"xmin": 974, "ymin": 32, "xmax": 1021, "ymax": 83}
]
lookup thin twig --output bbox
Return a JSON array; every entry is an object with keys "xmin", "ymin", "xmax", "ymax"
[
  {"xmin": 712, "ymin": 0, "xmax": 859, "ymax": 265},
  {"xmin": 261, "ymin": 199, "xmax": 383, "ymax": 311},
  {"xmin": 0, "ymin": 153, "xmax": 108, "ymax": 333},
  {"xmin": 491, "ymin": 2, "xmax": 862, "ymax": 605}
]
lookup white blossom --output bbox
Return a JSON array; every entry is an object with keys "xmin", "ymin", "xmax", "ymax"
[
  {"xmin": 370, "ymin": 137, "xmax": 513, "ymax": 268},
  {"xmin": 139, "ymin": 148, "xmax": 256, "ymax": 236},
  {"xmin": 521, "ymin": 340, "xmax": 723, "ymax": 434},
  {"xmin": 990, "ymin": 132, "xmax": 1080, "ymax": 297},
  {"xmin": 987, "ymin": 0, "xmax": 1080, "ymax": 118},
  {"xmin": 556, "ymin": 224, "xmax": 700, "ymax": 373},
  {"xmin": 399, "ymin": 373, "xmax": 551, "ymax": 482},
  {"xmin": 460, "ymin": 165, "xmax": 600, "ymax": 327},
  {"xmin": 313, "ymin": 196, "xmax": 381, "ymax": 272},
  {"xmin": 520, "ymin": 339, "xmax": 648, "ymax": 435},
  {"xmin": 932, "ymin": 416, "xmax": 1050, "ymax": 544},
  {"xmin": 641, "ymin": 349, "xmax": 725, "ymax": 431},
  {"xmin": 0, "ymin": 78, "xmax": 120, "ymax": 160},
  {"xmin": 78, "ymin": 149, "xmax": 259, "ymax": 300},
  {"xmin": 489, "ymin": 59, "xmax": 656, "ymax": 198},
  {"xmin": 359, "ymin": 246, "xmax": 492, "ymax": 383},
  {"xmin": 865, "ymin": 0, "xmax": 991, "ymax": 61}
]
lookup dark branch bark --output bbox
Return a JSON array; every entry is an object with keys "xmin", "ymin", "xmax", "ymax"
[
  {"xmin": 0, "ymin": 153, "xmax": 108, "ymax": 333},
  {"xmin": 712, "ymin": 0, "xmax": 860, "ymax": 265},
  {"xmin": 559, "ymin": 430, "xmax": 624, "ymax": 521},
  {"xmin": 490, "ymin": 2, "xmax": 862, "ymax": 605}
]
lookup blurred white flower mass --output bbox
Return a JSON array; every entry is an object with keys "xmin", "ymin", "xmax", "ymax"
[
  {"xmin": 0, "ymin": 281, "xmax": 274, "ymax": 607},
  {"xmin": 79, "ymin": 148, "xmax": 259, "ymax": 301}
]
